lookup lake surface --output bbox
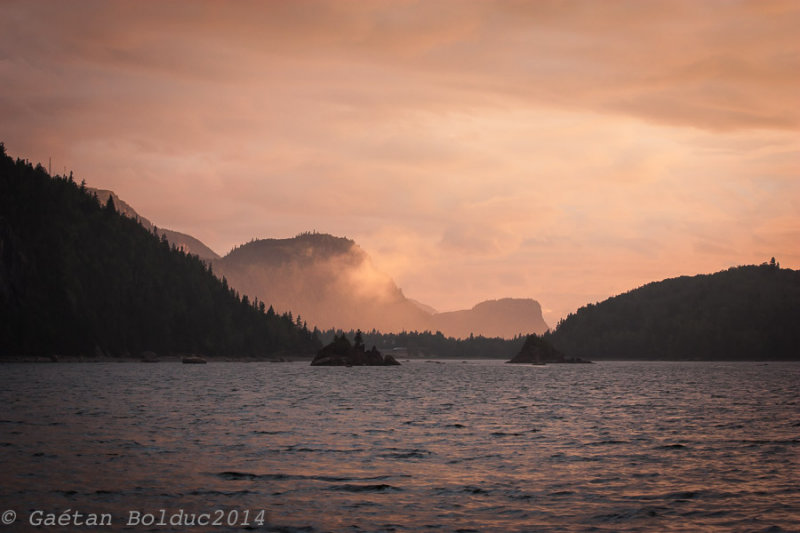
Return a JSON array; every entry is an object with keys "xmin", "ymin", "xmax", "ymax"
[{"xmin": 1, "ymin": 360, "xmax": 798, "ymax": 532}]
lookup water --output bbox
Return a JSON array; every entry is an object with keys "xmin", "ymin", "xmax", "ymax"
[{"xmin": 1, "ymin": 360, "xmax": 798, "ymax": 532}]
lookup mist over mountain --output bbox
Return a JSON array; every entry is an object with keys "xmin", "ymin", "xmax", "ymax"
[
  {"xmin": 213, "ymin": 233, "xmax": 431, "ymax": 333},
  {"xmin": 212, "ymin": 234, "xmax": 550, "ymax": 337},
  {"xmin": 85, "ymin": 190, "xmax": 550, "ymax": 338}
]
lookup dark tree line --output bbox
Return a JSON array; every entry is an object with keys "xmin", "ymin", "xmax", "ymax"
[
  {"xmin": 318, "ymin": 328, "xmax": 527, "ymax": 359},
  {"xmin": 0, "ymin": 144, "xmax": 320, "ymax": 358},
  {"xmin": 547, "ymin": 263, "xmax": 800, "ymax": 360}
]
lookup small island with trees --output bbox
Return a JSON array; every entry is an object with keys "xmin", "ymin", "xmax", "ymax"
[{"xmin": 311, "ymin": 331, "xmax": 401, "ymax": 366}]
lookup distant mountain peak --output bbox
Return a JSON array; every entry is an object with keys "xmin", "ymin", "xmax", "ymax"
[
  {"xmin": 471, "ymin": 298, "xmax": 544, "ymax": 313},
  {"xmin": 433, "ymin": 298, "xmax": 549, "ymax": 339},
  {"xmin": 225, "ymin": 232, "xmax": 358, "ymax": 265}
]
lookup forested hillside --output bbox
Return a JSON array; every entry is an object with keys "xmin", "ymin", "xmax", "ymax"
[
  {"xmin": 0, "ymin": 145, "xmax": 320, "ymax": 358},
  {"xmin": 547, "ymin": 263, "xmax": 800, "ymax": 360}
]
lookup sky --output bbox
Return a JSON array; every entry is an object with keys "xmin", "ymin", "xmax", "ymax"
[{"xmin": 1, "ymin": 0, "xmax": 798, "ymax": 325}]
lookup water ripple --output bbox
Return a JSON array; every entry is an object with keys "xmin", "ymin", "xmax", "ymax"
[{"xmin": 0, "ymin": 360, "xmax": 798, "ymax": 532}]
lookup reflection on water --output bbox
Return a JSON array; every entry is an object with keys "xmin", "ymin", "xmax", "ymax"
[{"xmin": 1, "ymin": 361, "xmax": 798, "ymax": 532}]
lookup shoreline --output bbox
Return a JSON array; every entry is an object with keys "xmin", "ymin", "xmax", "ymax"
[
  {"xmin": 0, "ymin": 355, "xmax": 315, "ymax": 363},
  {"xmin": 1, "ymin": 356, "xmax": 796, "ymax": 363}
]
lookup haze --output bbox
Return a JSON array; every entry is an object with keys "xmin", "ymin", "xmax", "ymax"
[{"xmin": 1, "ymin": 0, "xmax": 798, "ymax": 325}]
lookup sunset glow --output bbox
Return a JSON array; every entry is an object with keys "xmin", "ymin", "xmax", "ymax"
[{"xmin": 2, "ymin": 0, "xmax": 798, "ymax": 324}]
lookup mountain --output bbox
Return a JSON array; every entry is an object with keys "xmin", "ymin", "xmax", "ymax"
[
  {"xmin": 213, "ymin": 233, "xmax": 433, "ymax": 333},
  {"xmin": 547, "ymin": 262, "xmax": 800, "ymax": 360},
  {"xmin": 0, "ymin": 145, "xmax": 319, "ymax": 358},
  {"xmin": 85, "ymin": 191, "xmax": 549, "ymax": 338},
  {"xmin": 91, "ymin": 189, "xmax": 220, "ymax": 261},
  {"xmin": 432, "ymin": 298, "xmax": 549, "ymax": 340},
  {"xmin": 212, "ymin": 233, "xmax": 550, "ymax": 337}
]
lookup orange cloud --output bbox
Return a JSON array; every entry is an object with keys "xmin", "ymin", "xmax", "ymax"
[{"xmin": 1, "ymin": 0, "xmax": 798, "ymax": 323}]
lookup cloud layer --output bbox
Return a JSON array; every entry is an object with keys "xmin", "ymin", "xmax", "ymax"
[{"xmin": 2, "ymin": 0, "xmax": 798, "ymax": 323}]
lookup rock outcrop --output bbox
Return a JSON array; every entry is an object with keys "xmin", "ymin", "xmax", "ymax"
[
  {"xmin": 140, "ymin": 350, "xmax": 159, "ymax": 362},
  {"xmin": 508, "ymin": 334, "xmax": 591, "ymax": 364}
]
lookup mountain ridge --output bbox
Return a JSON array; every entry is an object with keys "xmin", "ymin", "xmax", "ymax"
[
  {"xmin": 90, "ymin": 189, "xmax": 220, "ymax": 261},
  {"xmin": 86, "ymin": 189, "xmax": 550, "ymax": 338},
  {"xmin": 213, "ymin": 233, "xmax": 549, "ymax": 337},
  {"xmin": 7, "ymin": 147, "xmax": 797, "ymax": 360}
]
